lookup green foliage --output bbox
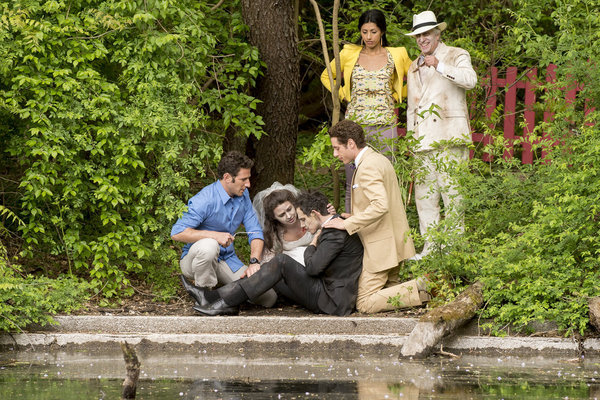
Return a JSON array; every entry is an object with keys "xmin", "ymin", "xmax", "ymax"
[
  {"xmin": 0, "ymin": 206, "xmax": 89, "ymax": 333},
  {"xmin": 415, "ymin": 117, "xmax": 600, "ymax": 336},
  {"xmin": 0, "ymin": 205, "xmax": 23, "ymax": 235},
  {"xmin": 404, "ymin": 111, "xmax": 599, "ymax": 336},
  {"xmin": 0, "ymin": 1, "xmax": 264, "ymax": 298},
  {"xmin": 299, "ymin": 123, "xmax": 422, "ymax": 205},
  {"xmin": 360, "ymin": 0, "xmax": 600, "ymax": 335},
  {"xmin": 465, "ymin": 0, "xmax": 600, "ymax": 335},
  {"xmin": 299, "ymin": 124, "xmax": 340, "ymax": 171},
  {"xmin": 295, "ymin": 128, "xmax": 339, "ymax": 201},
  {"xmin": 0, "ymin": 267, "xmax": 92, "ymax": 333}
]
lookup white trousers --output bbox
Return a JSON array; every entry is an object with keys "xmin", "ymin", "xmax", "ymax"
[
  {"xmin": 180, "ymin": 238, "xmax": 277, "ymax": 307},
  {"xmin": 414, "ymin": 147, "xmax": 468, "ymax": 254}
]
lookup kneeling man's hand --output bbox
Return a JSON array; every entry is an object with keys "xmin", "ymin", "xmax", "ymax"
[{"xmin": 323, "ymin": 217, "xmax": 346, "ymax": 231}]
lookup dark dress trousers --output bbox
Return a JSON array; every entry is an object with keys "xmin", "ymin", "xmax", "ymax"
[{"xmin": 240, "ymin": 215, "xmax": 364, "ymax": 316}]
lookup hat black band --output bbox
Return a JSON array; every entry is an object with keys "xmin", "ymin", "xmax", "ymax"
[{"xmin": 411, "ymin": 21, "xmax": 438, "ymax": 31}]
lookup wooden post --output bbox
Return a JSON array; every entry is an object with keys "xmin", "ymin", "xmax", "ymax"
[
  {"xmin": 121, "ymin": 341, "xmax": 140, "ymax": 400},
  {"xmin": 522, "ymin": 68, "xmax": 537, "ymax": 164},
  {"xmin": 503, "ymin": 67, "xmax": 517, "ymax": 160},
  {"xmin": 542, "ymin": 64, "xmax": 557, "ymax": 162},
  {"xmin": 309, "ymin": 0, "xmax": 341, "ymax": 126}
]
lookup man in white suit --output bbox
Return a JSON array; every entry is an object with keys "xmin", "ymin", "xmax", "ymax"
[{"xmin": 405, "ymin": 11, "xmax": 477, "ymax": 259}]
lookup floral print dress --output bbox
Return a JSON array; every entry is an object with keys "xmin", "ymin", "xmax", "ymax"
[{"xmin": 346, "ymin": 50, "xmax": 396, "ymax": 126}]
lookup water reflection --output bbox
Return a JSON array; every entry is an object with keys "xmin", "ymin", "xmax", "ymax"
[
  {"xmin": 1, "ymin": 350, "xmax": 600, "ymax": 399},
  {"xmin": 186, "ymin": 380, "xmax": 357, "ymax": 399}
]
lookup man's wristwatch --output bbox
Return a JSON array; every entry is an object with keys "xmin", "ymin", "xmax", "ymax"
[{"xmin": 249, "ymin": 257, "xmax": 260, "ymax": 265}]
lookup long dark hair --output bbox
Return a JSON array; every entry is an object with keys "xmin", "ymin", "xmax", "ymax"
[
  {"xmin": 262, "ymin": 189, "xmax": 297, "ymax": 251},
  {"xmin": 358, "ymin": 9, "xmax": 389, "ymax": 47}
]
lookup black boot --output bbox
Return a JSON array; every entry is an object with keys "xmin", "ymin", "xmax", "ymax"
[
  {"xmin": 193, "ymin": 299, "xmax": 239, "ymax": 316},
  {"xmin": 180, "ymin": 275, "xmax": 211, "ymax": 307},
  {"xmin": 193, "ymin": 279, "xmax": 248, "ymax": 316}
]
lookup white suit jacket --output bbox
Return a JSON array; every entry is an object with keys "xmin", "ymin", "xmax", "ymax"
[{"xmin": 407, "ymin": 42, "xmax": 477, "ymax": 151}]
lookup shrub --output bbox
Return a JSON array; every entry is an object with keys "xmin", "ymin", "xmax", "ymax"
[
  {"xmin": 0, "ymin": 0, "xmax": 263, "ymax": 298},
  {"xmin": 0, "ymin": 206, "xmax": 90, "ymax": 333}
]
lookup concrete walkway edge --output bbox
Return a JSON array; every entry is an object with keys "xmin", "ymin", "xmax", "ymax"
[{"xmin": 1, "ymin": 316, "xmax": 597, "ymax": 358}]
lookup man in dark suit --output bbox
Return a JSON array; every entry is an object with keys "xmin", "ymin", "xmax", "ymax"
[{"xmin": 193, "ymin": 190, "xmax": 364, "ymax": 316}]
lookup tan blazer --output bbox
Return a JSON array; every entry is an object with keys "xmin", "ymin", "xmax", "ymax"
[
  {"xmin": 407, "ymin": 42, "xmax": 477, "ymax": 151},
  {"xmin": 344, "ymin": 147, "xmax": 415, "ymax": 273}
]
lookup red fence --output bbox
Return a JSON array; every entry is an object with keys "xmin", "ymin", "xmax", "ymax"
[
  {"xmin": 399, "ymin": 65, "xmax": 593, "ymax": 164},
  {"xmin": 474, "ymin": 66, "xmax": 537, "ymax": 163},
  {"xmin": 473, "ymin": 64, "xmax": 594, "ymax": 164}
]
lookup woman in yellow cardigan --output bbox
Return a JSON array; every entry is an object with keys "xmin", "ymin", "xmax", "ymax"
[{"xmin": 321, "ymin": 9, "xmax": 412, "ymax": 212}]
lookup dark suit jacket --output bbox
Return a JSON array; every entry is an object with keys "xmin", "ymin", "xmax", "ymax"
[{"xmin": 303, "ymin": 215, "xmax": 364, "ymax": 316}]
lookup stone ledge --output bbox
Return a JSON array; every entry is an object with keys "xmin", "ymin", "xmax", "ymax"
[
  {"xmin": 37, "ymin": 315, "xmax": 420, "ymax": 335},
  {"xmin": 5, "ymin": 315, "xmax": 591, "ymax": 358},
  {"xmin": 2, "ymin": 331, "xmax": 598, "ymax": 358}
]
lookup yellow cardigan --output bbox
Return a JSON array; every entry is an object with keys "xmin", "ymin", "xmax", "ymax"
[{"xmin": 321, "ymin": 44, "xmax": 412, "ymax": 103}]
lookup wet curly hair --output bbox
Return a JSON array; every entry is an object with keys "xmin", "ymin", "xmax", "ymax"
[{"xmin": 262, "ymin": 189, "xmax": 298, "ymax": 251}]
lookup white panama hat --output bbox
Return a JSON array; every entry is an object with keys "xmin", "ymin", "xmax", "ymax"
[{"xmin": 405, "ymin": 11, "xmax": 447, "ymax": 36}]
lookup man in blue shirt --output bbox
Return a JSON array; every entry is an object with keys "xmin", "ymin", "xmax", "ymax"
[
  {"xmin": 192, "ymin": 190, "xmax": 364, "ymax": 317},
  {"xmin": 171, "ymin": 151, "xmax": 276, "ymax": 310}
]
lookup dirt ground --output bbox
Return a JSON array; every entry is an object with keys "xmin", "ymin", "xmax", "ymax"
[
  {"xmin": 75, "ymin": 281, "xmax": 430, "ymax": 318},
  {"xmin": 68, "ymin": 279, "xmax": 600, "ymax": 339}
]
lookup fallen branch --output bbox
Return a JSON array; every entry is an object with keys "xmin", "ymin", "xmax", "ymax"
[
  {"xmin": 437, "ymin": 344, "xmax": 461, "ymax": 359},
  {"xmin": 401, "ymin": 281, "xmax": 484, "ymax": 359}
]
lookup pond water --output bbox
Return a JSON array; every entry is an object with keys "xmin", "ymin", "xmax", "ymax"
[{"xmin": 1, "ymin": 348, "xmax": 599, "ymax": 399}]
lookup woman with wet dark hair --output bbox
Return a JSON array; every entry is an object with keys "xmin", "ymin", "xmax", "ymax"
[
  {"xmin": 321, "ymin": 9, "xmax": 412, "ymax": 212},
  {"xmin": 253, "ymin": 182, "xmax": 335, "ymax": 265},
  {"xmin": 253, "ymin": 183, "xmax": 313, "ymax": 265}
]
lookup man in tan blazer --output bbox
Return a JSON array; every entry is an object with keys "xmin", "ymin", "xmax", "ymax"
[
  {"xmin": 324, "ymin": 119, "xmax": 430, "ymax": 313},
  {"xmin": 405, "ymin": 11, "xmax": 477, "ymax": 260}
]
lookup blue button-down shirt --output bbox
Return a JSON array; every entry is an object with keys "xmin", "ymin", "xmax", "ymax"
[{"xmin": 170, "ymin": 181, "xmax": 264, "ymax": 273}]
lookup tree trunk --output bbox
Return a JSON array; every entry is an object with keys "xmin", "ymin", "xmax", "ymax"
[{"xmin": 241, "ymin": 0, "xmax": 300, "ymax": 195}]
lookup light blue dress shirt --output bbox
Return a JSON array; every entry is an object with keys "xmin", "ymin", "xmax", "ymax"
[{"xmin": 170, "ymin": 181, "xmax": 264, "ymax": 273}]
